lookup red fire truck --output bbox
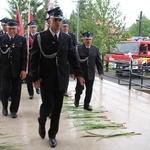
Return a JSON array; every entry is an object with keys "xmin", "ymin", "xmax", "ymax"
[{"xmin": 105, "ymin": 39, "xmax": 150, "ymax": 75}]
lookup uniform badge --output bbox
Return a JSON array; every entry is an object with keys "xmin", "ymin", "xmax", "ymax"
[{"xmin": 12, "ymin": 43, "xmax": 15, "ymax": 48}]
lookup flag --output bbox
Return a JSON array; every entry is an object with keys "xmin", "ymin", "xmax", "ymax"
[
  {"xmin": 27, "ymin": 4, "xmax": 33, "ymax": 48},
  {"xmin": 28, "ymin": 6, "xmax": 33, "ymax": 24},
  {"xmin": 26, "ymin": 3, "xmax": 33, "ymax": 73},
  {"xmin": 16, "ymin": 8, "xmax": 24, "ymax": 36},
  {"xmin": 44, "ymin": 1, "xmax": 53, "ymax": 30},
  {"xmin": 27, "ymin": 3, "xmax": 33, "ymax": 50}
]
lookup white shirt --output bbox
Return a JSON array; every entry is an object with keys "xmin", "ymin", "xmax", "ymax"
[
  {"xmin": 49, "ymin": 28, "xmax": 60, "ymax": 39},
  {"xmin": 8, "ymin": 34, "xmax": 15, "ymax": 40},
  {"xmin": 86, "ymin": 46, "xmax": 90, "ymax": 49}
]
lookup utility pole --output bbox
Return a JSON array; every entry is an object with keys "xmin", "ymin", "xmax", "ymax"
[
  {"xmin": 136, "ymin": 11, "xmax": 142, "ymax": 37},
  {"xmin": 139, "ymin": 11, "xmax": 142, "ymax": 37}
]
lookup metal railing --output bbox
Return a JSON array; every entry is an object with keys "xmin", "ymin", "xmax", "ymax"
[{"xmin": 103, "ymin": 58, "xmax": 150, "ymax": 90}]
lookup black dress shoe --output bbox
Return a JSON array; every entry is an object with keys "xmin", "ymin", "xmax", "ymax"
[
  {"xmin": 64, "ymin": 93, "xmax": 69, "ymax": 97},
  {"xmin": 49, "ymin": 137, "xmax": 57, "ymax": 148},
  {"xmin": 38, "ymin": 118, "xmax": 45, "ymax": 139},
  {"xmin": 2, "ymin": 108, "xmax": 8, "ymax": 116},
  {"xmin": 36, "ymin": 88, "xmax": 40, "ymax": 94},
  {"xmin": 74, "ymin": 99, "xmax": 79, "ymax": 107},
  {"xmin": 84, "ymin": 105, "xmax": 93, "ymax": 111},
  {"xmin": 29, "ymin": 95, "xmax": 34, "ymax": 99},
  {"xmin": 74, "ymin": 102, "xmax": 79, "ymax": 107},
  {"xmin": 10, "ymin": 112, "xmax": 17, "ymax": 118}
]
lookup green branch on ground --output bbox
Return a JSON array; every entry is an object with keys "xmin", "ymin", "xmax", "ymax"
[{"xmin": 63, "ymin": 97, "xmax": 141, "ymax": 139}]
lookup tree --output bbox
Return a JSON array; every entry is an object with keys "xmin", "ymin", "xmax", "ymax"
[
  {"xmin": 129, "ymin": 15, "xmax": 150, "ymax": 37},
  {"xmin": 7, "ymin": 0, "xmax": 47, "ymax": 32},
  {"xmin": 121, "ymin": 32, "xmax": 132, "ymax": 40},
  {"xmin": 67, "ymin": 11, "xmax": 77, "ymax": 34},
  {"xmin": 51, "ymin": 0, "xmax": 59, "ymax": 8},
  {"xmin": 30, "ymin": 0, "xmax": 47, "ymax": 31},
  {"xmin": 7, "ymin": 0, "xmax": 28, "ymax": 19},
  {"xmin": 68, "ymin": 0, "xmax": 126, "ymax": 55}
]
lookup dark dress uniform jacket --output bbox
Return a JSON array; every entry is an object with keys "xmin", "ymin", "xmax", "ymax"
[
  {"xmin": 28, "ymin": 33, "xmax": 35, "ymax": 72},
  {"xmin": 0, "ymin": 30, "xmax": 3, "ymax": 35},
  {"xmin": 68, "ymin": 32, "xmax": 77, "ymax": 46},
  {"xmin": 77, "ymin": 44, "xmax": 103, "ymax": 80},
  {"xmin": 0, "ymin": 31, "xmax": 7, "ymax": 65},
  {"xmin": 0, "ymin": 30, "xmax": 6, "ymax": 36},
  {"xmin": 30, "ymin": 29, "xmax": 82, "ymax": 91},
  {"xmin": 0, "ymin": 34, "xmax": 27, "ymax": 77},
  {"xmin": 0, "ymin": 30, "xmax": 6, "ymax": 100}
]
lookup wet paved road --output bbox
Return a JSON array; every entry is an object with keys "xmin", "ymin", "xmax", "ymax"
[
  {"xmin": 103, "ymin": 71, "xmax": 150, "ymax": 93},
  {"xmin": 1, "ymin": 78, "xmax": 150, "ymax": 150}
]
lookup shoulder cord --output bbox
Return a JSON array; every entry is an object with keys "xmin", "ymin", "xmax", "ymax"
[
  {"xmin": 37, "ymin": 34, "xmax": 57, "ymax": 59},
  {"xmin": 0, "ymin": 47, "xmax": 10, "ymax": 54},
  {"xmin": 75, "ymin": 46, "xmax": 88, "ymax": 63}
]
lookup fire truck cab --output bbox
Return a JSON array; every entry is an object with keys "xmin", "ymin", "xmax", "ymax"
[{"xmin": 105, "ymin": 39, "xmax": 150, "ymax": 75}]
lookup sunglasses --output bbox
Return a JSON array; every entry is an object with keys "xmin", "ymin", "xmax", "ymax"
[{"xmin": 53, "ymin": 18, "xmax": 62, "ymax": 22}]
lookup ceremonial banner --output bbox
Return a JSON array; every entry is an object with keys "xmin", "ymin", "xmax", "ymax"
[
  {"xmin": 26, "ymin": 3, "xmax": 33, "ymax": 73},
  {"xmin": 16, "ymin": 8, "xmax": 24, "ymax": 36}
]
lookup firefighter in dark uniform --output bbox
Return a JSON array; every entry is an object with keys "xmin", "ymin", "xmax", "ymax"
[
  {"xmin": 61, "ymin": 20, "xmax": 77, "ymax": 97},
  {"xmin": 74, "ymin": 31, "xmax": 103, "ymax": 111},
  {"xmin": 0, "ymin": 20, "xmax": 27, "ymax": 118},
  {"xmin": 30, "ymin": 7, "xmax": 84, "ymax": 148},
  {"xmin": 61, "ymin": 20, "xmax": 77, "ymax": 46},
  {"xmin": 0, "ymin": 18, "xmax": 9, "ymax": 35},
  {"xmin": 0, "ymin": 18, "xmax": 10, "ymax": 101},
  {"xmin": 26, "ymin": 20, "xmax": 40, "ymax": 99}
]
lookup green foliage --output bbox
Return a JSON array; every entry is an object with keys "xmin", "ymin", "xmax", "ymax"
[
  {"xmin": 82, "ymin": 131, "xmax": 140, "ymax": 139},
  {"xmin": 7, "ymin": 0, "xmax": 47, "ymax": 32},
  {"xmin": 7, "ymin": 0, "xmax": 29, "ymax": 19},
  {"xmin": 68, "ymin": 0, "xmax": 126, "ymax": 54},
  {"xmin": 0, "ymin": 133, "xmax": 18, "ymax": 150},
  {"xmin": 121, "ymin": 32, "xmax": 132, "ymax": 40},
  {"xmin": 129, "ymin": 15, "xmax": 150, "ymax": 37},
  {"xmin": 51, "ymin": 0, "xmax": 59, "ymax": 8},
  {"xmin": 63, "ymin": 97, "xmax": 141, "ymax": 140},
  {"xmin": 69, "ymin": 11, "xmax": 79, "ymax": 38}
]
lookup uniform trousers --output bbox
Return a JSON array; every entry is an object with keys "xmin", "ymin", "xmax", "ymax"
[
  {"xmin": 64, "ymin": 64, "xmax": 70, "ymax": 94},
  {"xmin": 0, "ymin": 66, "xmax": 2, "ymax": 100},
  {"xmin": 1, "ymin": 76, "xmax": 22, "ymax": 113},
  {"xmin": 39, "ymin": 80, "xmax": 64, "ymax": 138},
  {"xmin": 26, "ymin": 74, "xmax": 34, "ymax": 96},
  {"xmin": 75, "ymin": 79, "xmax": 94, "ymax": 106}
]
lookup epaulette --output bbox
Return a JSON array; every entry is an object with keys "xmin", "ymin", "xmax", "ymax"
[
  {"xmin": 0, "ymin": 30, "xmax": 3, "ymax": 35},
  {"xmin": 36, "ymin": 31, "xmax": 39, "ymax": 34},
  {"xmin": 37, "ymin": 31, "xmax": 45, "ymax": 35},
  {"xmin": 65, "ymin": 33, "xmax": 71, "ymax": 38}
]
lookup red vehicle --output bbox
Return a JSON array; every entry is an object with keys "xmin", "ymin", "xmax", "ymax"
[{"xmin": 105, "ymin": 39, "xmax": 150, "ymax": 75}]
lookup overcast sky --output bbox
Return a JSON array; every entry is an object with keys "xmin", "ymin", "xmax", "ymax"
[{"xmin": 0, "ymin": 0, "xmax": 150, "ymax": 28}]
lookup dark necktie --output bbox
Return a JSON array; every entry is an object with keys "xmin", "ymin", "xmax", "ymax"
[
  {"xmin": 32, "ymin": 34, "xmax": 34, "ymax": 39},
  {"xmin": 10, "ymin": 37, "xmax": 13, "ymax": 44},
  {"xmin": 54, "ymin": 34, "xmax": 58, "ymax": 47},
  {"xmin": 86, "ymin": 47, "xmax": 90, "ymax": 55},
  {"xmin": 54, "ymin": 34, "xmax": 57, "ymax": 41}
]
